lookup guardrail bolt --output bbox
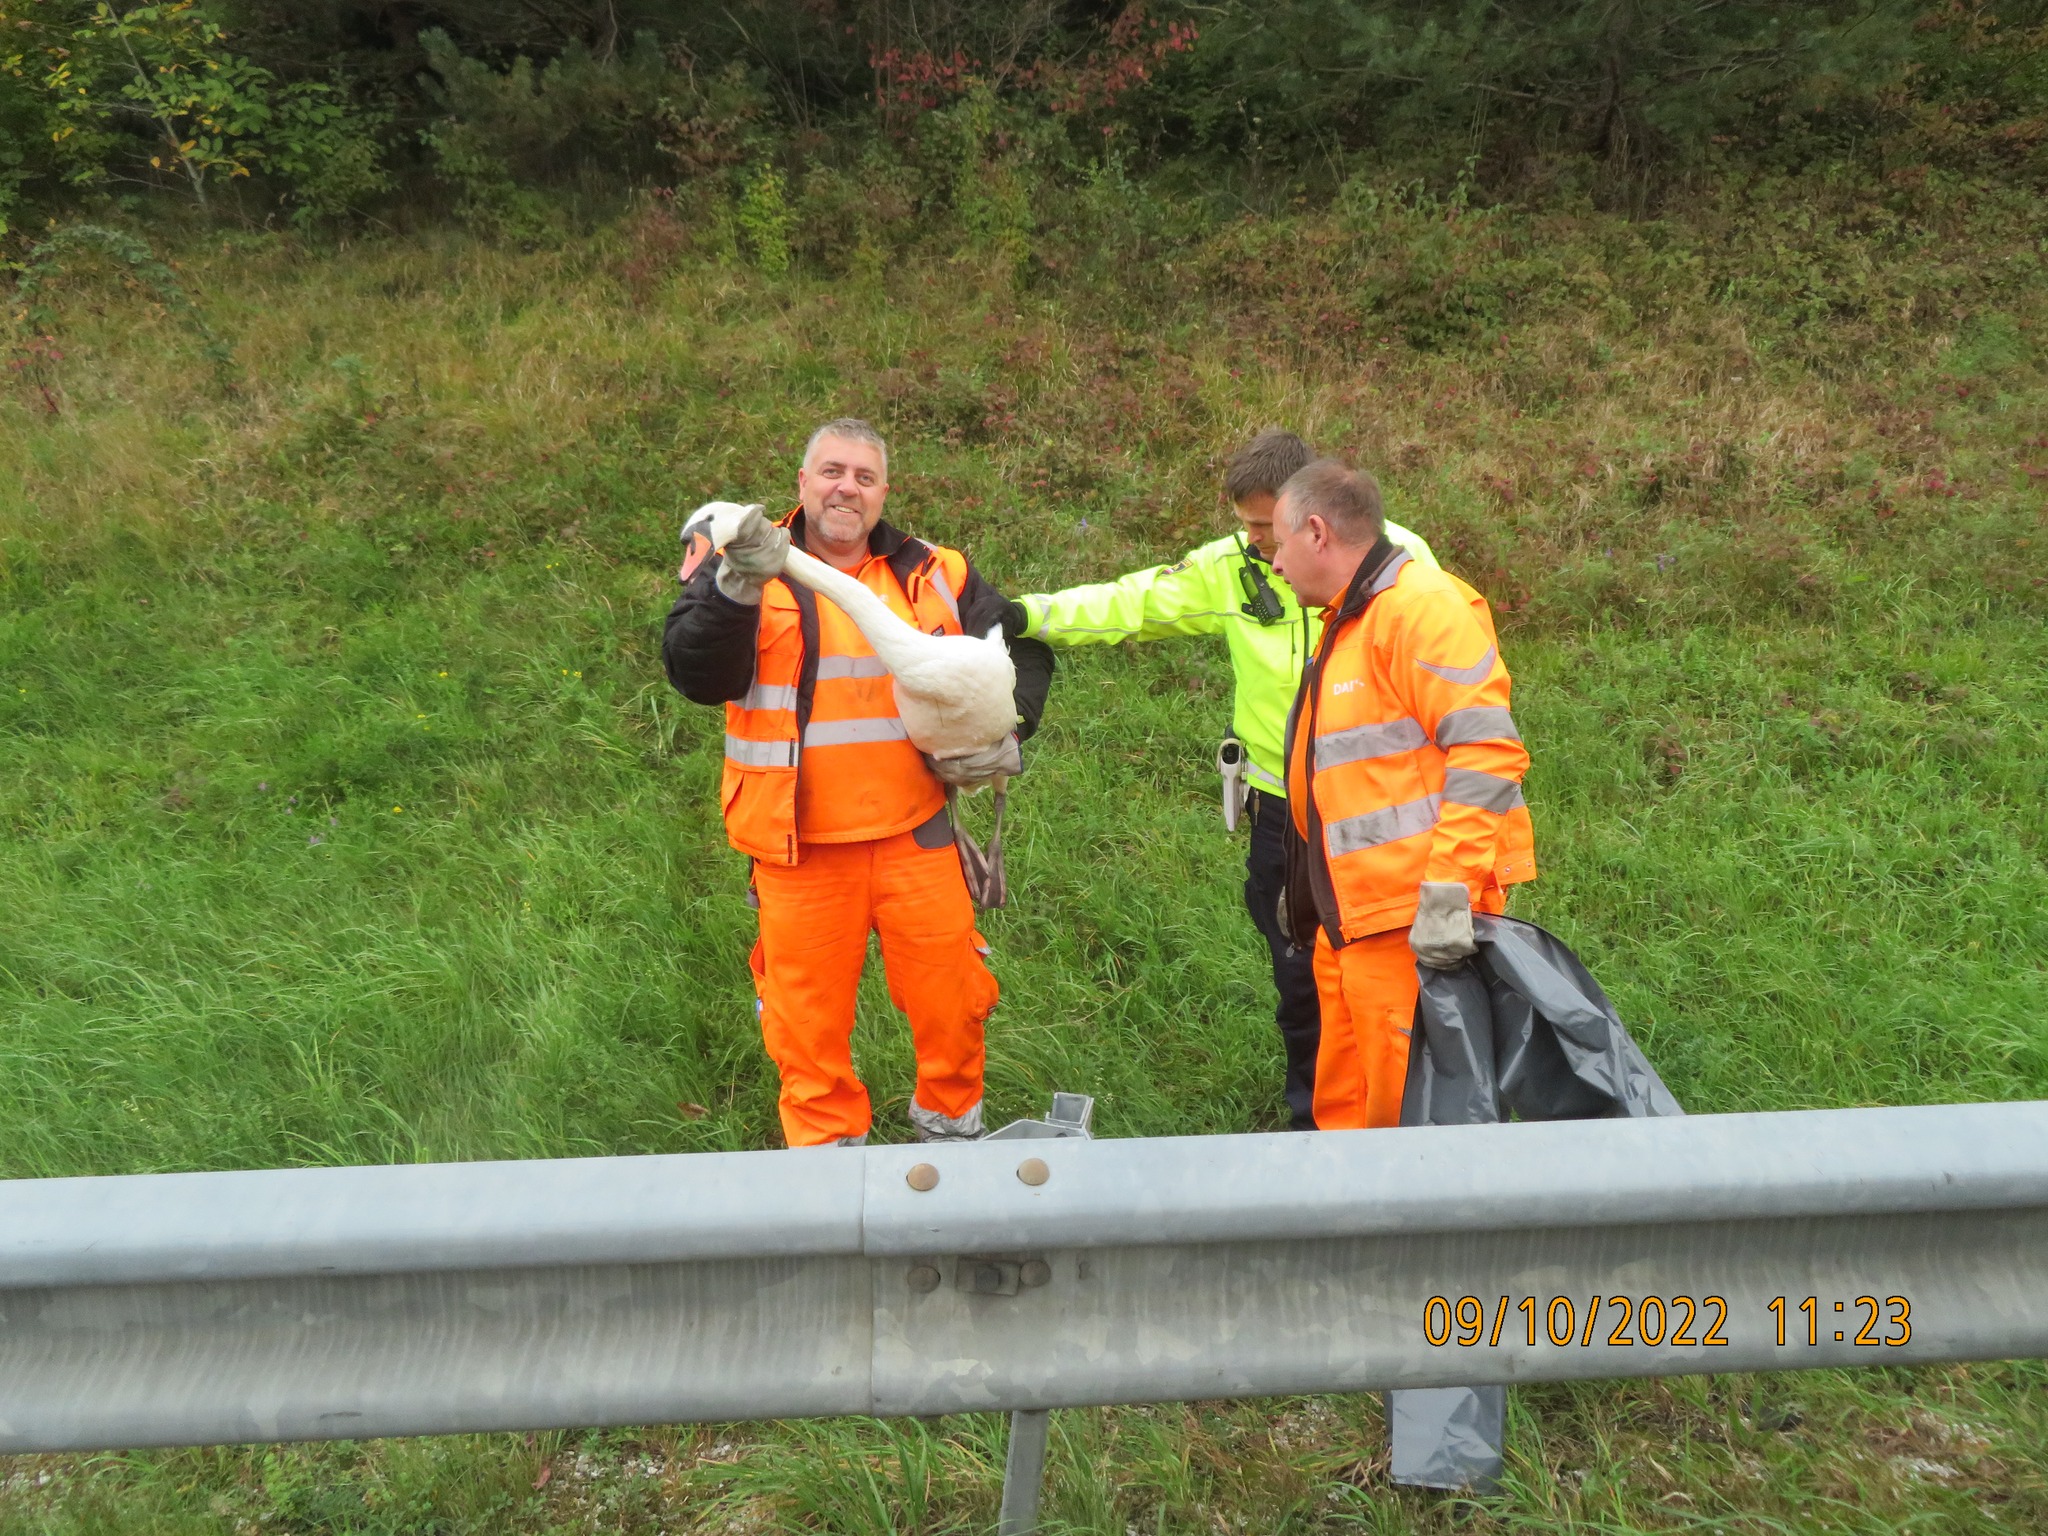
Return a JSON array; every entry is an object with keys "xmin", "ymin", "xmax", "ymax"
[
  {"xmin": 907, "ymin": 1163, "xmax": 940, "ymax": 1192},
  {"xmin": 1016, "ymin": 1158, "xmax": 1049, "ymax": 1187},
  {"xmin": 906, "ymin": 1264, "xmax": 942, "ymax": 1293},
  {"xmin": 1019, "ymin": 1259, "xmax": 1052, "ymax": 1288}
]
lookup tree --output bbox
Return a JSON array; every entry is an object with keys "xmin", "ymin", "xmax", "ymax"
[{"xmin": 53, "ymin": 1, "xmax": 275, "ymax": 211}]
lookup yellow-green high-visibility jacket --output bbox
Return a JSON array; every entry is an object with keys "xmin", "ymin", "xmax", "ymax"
[{"xmin": 1016, "ymin": 521, "xmax": 1439, "ymax": 798}]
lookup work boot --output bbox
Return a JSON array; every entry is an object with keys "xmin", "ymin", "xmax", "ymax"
[{"xmin": 908, "ymin": 1099, "xmax": 984, "ymax": 1143}]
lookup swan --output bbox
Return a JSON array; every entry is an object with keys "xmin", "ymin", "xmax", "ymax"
[{"xmin": 695, "ymin": 502, "xmax": 1017, "ymax": 759}]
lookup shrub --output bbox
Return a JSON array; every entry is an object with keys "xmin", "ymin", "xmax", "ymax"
[
  {"xmin": 421, "ymin": 116, "xmax": 559, "ymax": 243},
  {"xmin": 51, "ymin": 0, "xmax": 278, "ymax": 214},
  {"xmin": 417, "ymin": 28, "xmax": 676, "ymax": 193},
  {"xmin": 2, "ymin": 0, "xmax": 392, "ymax": 228},
  {"xmin": 1, "ymin": 16, "xmax": 74, "ymax": 237},
  {"xmin": 734, "ymin": 161, "xmax": 793, "ymax": 275},
  {"xmin": 915, "ymin": 83, "xmax": 1047, "ymax": 275},
  {"xmin": 654, "ymin": 59, "xmax": 776, "ymax": 182},
  {"xmin": 265, "ymin": 81, "xmax": 393, "ymax": 228}
]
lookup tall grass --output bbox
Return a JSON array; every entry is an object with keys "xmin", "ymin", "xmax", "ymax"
[{"xmin": 1, "ymin": 173, "xmax": 2043, "ymax": 1530}]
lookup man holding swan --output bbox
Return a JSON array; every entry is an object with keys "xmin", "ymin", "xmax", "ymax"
[{"xmin": 662, "ymin": 419, "xmax": 1053, "ymax": 1148}]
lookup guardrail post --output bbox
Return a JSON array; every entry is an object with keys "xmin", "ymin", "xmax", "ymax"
[
  {"xmin": 982, "ymin": 1091, "xmax": 1091, "ymax": 1532},
  {"xmin": 997, "ymin": 1407, "xmax": 1051, "ymax": 1535}
]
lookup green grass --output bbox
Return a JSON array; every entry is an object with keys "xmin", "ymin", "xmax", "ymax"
[{"xmin": 1, "ymin": 180, "xmax": 2045, "ymax": 1531}]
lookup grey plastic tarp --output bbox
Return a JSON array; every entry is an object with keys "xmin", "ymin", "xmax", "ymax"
[
  {"xmin": 1386, "ymin": 913, "xmax": 1684, "ymax": 1493},
  {"xmin": 1403, "ymin": 913, "xmax": 1684, "ymax": 1130}
]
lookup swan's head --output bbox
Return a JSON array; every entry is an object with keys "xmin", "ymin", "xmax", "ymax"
[
  {"xmin": 681, "ymin": 501, "xmax": 762, "ymax": 551},
  {"xmin": 680, "ymin": 501, "xmax": 765, "ymax": 581}
]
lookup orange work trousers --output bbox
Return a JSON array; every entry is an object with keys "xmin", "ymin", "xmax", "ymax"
[
  {"xmin": 1311, "ymin": 927, "xmax": 1420, "ymax": 1130},
  {"xmin": 750, "ymin": 828, "xmax": 996, "ymax": 1147}
]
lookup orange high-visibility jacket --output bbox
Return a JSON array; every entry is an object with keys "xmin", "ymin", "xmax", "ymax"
[
  {"xmin": 1287, "ymin": 544, "xmax": 1536, "ymax": 943},
  {"xmin": 720, "ymin": 510, "xmax": 973, "ymax": 864}
]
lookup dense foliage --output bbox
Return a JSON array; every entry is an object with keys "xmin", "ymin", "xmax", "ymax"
[{"xmin": 3, "ymin": 0, "xmax": 2045, "ymax": 240}]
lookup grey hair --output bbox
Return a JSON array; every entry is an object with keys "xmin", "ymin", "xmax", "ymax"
[
  {"xmin": 1277, "ymin": 458, "xmax": 1385, "ymax": 544},
  {"xmin": 804, "ymin": 418, "xmax": 888, "ymax": 475}
]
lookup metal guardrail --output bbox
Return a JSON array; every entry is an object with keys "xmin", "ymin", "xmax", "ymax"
[{"xmin": 3, "ymin": 1101, "xmax": 2045, "ymax": 1526}]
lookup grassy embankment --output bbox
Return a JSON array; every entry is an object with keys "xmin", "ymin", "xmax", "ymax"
[{"xmin": 1, "ymin": 173, "xmax": 2044, "ymax": 1531}]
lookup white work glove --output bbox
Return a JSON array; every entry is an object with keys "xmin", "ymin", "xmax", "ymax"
[
  {"xmin": 926, "ymin": 734, "xmax": 1022, "ymax": 791},
  {"xmin": 682, "ymin": 502, "xmax": 788, "ymax": 605},
  {"xmin": 1409, "ymin": 881, "xmax": 1477, "ymax": 969}
]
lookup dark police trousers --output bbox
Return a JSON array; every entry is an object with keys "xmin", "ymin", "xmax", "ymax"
[{"xmin": 1243, "ymin": 787, "xmax": 1321, "ymax": 1130}]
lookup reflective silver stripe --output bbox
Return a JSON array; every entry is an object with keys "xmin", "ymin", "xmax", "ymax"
[
  {"xmin": 741, "ymin": 682, "xmax": 799, "ymax": 712},
  {"xmin": 928, "ymin": 568, "xmax": 961, "ymax": 624},
  {"xmin": 1314, "ymin": 717, "xmax": 1426, "ymax": 770},
  {"xmin": 1368, "ymin": 549, "xmax": 1411, "ymax": 597},
  {"xmin": 1442, "ymin": 768, "xmax": 1526, "ymax": 814},
  {"xmin": 1434, "ymin": 705, "xmax": 1520, "ymax": 747},
  {"xmin": 1417, "ymin": 644, "xmax": 1498, "ymax": 687},
  {"xmin": 1245, "ymin": 760, "xmax": 1285, "ymax": 794},
  {"xmin": 725, "ymin": 734, "xmax": 797, "ymax": 769},
  {"xmin": 802, "ymin": 716, "xmax": 909, "ymax": 748},
  {"xmin": 1324, "ymin": 794, "xmax": 1440, "ymax": 857},
  {"xmin": 815, "ymin": 655, "xmax": 891, "ymax": 681}
]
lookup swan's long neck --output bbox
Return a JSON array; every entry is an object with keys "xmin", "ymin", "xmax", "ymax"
[
  {"xmin": 702, "ymin": 504, "xmax": 931, "ymax": 666},
  {"xmin": 781, "ymin": 545, "xmax": 921, "ymax": 663}
]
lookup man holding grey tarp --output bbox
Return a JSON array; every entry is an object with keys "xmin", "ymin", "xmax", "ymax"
[{"xmin": 1268, "ymin": 453, "xmax": 1537, "ymax": 1494}]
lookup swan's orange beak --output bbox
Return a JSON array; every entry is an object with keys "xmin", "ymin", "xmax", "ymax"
[{"xmin": 680, "ymin": 528, "xmax": 715, "ymax": 583}]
